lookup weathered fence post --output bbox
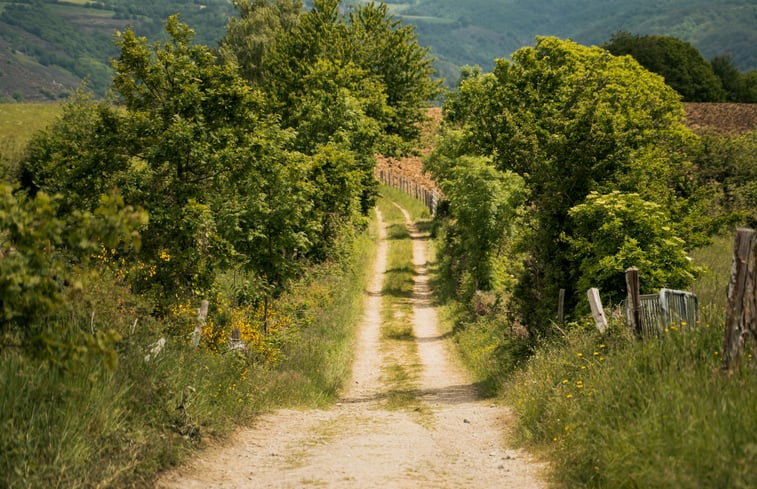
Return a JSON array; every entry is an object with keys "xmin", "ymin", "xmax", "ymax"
[
  {"xmin": 626, "ymin": 267, "xmax": 642, "ymax": 335},
  {"xmin": 587, "ymin": 288, "xmax": 608, "ymax": 333},
  {"xmin": 192, "ymin": 300, "xmax": 209, "ymax": 347},
  {"xmin": 722, "ymin": 228, "xmax": 757, "ymax": 372},
  {"xmin": 557, "ymin": 288, "xmax": 565, "ymax": 325}
]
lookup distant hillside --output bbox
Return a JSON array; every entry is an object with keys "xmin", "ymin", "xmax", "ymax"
[
  {"xmin": 351, "ymin": 0, "xmax": 757, "ymax": 85},
  {"xmin": 0, "ymin": 0, "xmax": 234, "ymax": 101},
  {"xmin": 1, "ymin": 0, "xmax": 755, "ymax": 101}
]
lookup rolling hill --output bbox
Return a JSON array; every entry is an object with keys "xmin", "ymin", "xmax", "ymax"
[
  {"xmin": 1, "ymin": 0, "xmax": 755, "ymax": 101},
  {"xmin": 358, "ymin": 0, "xmax": 757, "ymax": 85}
]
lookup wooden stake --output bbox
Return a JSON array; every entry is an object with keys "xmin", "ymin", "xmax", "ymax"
[
  {"xmin": 587, "ymin": 288, "xmax": 608, "ymax": 333},
  {"xmin": 722, "ymin": 228, "xmax": 756, "ymax": 372},
  {"xmin": 192, "ymin": 300, "xmax": 209, "ymax": 347},
  {"xmin": 626, "ymin": 267, "xmax": 642, "ymax": 335}
]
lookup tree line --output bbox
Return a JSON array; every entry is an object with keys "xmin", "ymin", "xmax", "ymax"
[
  {"xmin": 427, "ymin": 36, "xmax": 756, "ymax": 335},
  {"xmin": 3, "ymin": 0, "xmax": 438, "ymax": 363},
  {"xmin": 604, "ymin": 32, "xmax": 757, "ymax": 103}
]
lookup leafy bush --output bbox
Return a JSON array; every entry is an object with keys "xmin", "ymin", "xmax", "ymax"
[
  {"xmin": 565, "ymin": 191, "xmax": 699, "ymax": 309},
  {"xmin": 0, "ymin": 183, "xmax": 146, "ymax": 364},
  {"xmin": 435, "ymin": 37, "xmax": 703, "ymax": 333}
]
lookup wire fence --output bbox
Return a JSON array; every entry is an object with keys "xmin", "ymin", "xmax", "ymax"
[{"xmin": 376, "ymin": 169, "xmax": 439, "ymax": 215}]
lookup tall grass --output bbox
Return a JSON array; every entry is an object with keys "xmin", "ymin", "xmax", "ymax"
[
  {"xmin": 376, "ymin": 189, "xmax": 425, "ymax": 410},
  {"xmin": 0, "ymin": 215, "xmax": 377, "ymax": 488},
  {"xmin": 0, "ymin": 102, "xmax": 61, "ymax": 180},
  {"xmin": 505, "ymin": 234, "xmax": 757, "ymax": 487}
]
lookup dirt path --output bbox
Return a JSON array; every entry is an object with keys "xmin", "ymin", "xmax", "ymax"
[{"xmin": 159, "ymin": 206, "xmax": 547, "ymax": 489}]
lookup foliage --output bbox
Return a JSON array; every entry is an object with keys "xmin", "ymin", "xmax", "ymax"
[
  {"xmin": 711, "ymin": 55, "xmax": 757, "ymax": 103},
  {"xmin": 0, "ymin": 183, "xmax": 147, "ymax": 364},
  {"xmin": 23, "ymin": 19, "xmax": 315, "ymax": 303},
  {"xmin": 227, "ymin": 0, "xmax": 440, "ymax": 252},
  {"xmin": 220, "ymin": 0, "xmax": 303, "ymax": 85},
  {"xmin": 689, "ymin": 129, "xmax": 757, "ymax": 227},
  {"xmin": 604, "ymin": 32, "xmax": 726, "ymax": 102},
  {"xmin": 437, "ymin": 37, "xmax": 700, "ymax": 333},
  {"xmin": 426, "ymin": 152, "xmax": 524, "ymax": 299},
  {"xmin": 565, "ymin": 191, "xmax": 699, "ymax": 309},
  {"xmin": 0, "ymin": 199, "xmax": 377, "ymax": 488}
]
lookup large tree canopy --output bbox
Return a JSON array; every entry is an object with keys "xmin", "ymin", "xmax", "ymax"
[
  {"xmin": 604, "ymin": 32, "xmax": 725, "ymax": 102},
  {"xmin": 23, "ymin": 17, "xmax": 314, "ymax": 301},
  {"xmin": 431, "ymin": 37, "xmax": 702, "ymax": 330}
]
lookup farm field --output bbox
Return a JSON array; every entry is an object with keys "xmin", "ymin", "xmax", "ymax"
[{"xmin": 0, "ymin": 102, "xmax": 61, "ymax": 178}]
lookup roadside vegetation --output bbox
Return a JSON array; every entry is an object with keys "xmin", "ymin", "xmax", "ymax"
[
  {"xmin": 2, "ymin": 1, "xmax": 756, "ymax": 487},
  {"xmin": 1, "ymin": 1, "xmax": 437, "ymax": 487},
  {"xmin": 428, "ymin": 35, "xmax": 757, "ymax": 488},
  {"xmin": 506, "ymin": 238, "xmax": 757, "ymax": 488}
]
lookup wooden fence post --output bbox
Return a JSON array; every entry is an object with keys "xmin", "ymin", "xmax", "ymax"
[
  {"xmin": 587, "ymin": 288, "xmax": 608, "ymax": 333},
  {"xmin": 192, "ymin": 300, "xmax": 209, "ymax": 347},
  {"xmin": 557, "ymin": 288, "xmax": 565, "ymax": 325},
  {"xmin": 626, "ymin": 267, "xmax": 642, "ymax": 335},
  {"xmin": 722, "ymin": 228, "xmax": 757, "ymax": 372}
]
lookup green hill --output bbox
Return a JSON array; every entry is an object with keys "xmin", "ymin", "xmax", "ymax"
[
  {"xmin": 356, "ymin": 0, "xmax": 757, "ymax": 85},
  {"xmin": 0, "ymin": 0, "xmax": 234, "ymax": 101},
  {"xmin": 1, "ymin": 0, "xmax": 755, "ymax": 101}
]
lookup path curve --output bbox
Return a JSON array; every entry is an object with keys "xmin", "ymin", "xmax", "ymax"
[{"xmin": 159, "ymin": 205, "xmax": 547, "ymax": 489}]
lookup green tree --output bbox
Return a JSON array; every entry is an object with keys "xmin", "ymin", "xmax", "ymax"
[
  {"xmin": 220, "ymin": 0, "xmax": 302, "ymax": 85},
  {"xmin": 565, "ymin": 191, "xmax": 698, "ymax": 309},
  {"xmin": 229, "ymin": 0, "xmax": 439, "ymax": 234},
  {"xmin": 438, "ymin": 37, "xmax": 700, "ymax": 331},
  {"xmin": 25, "ymin": 17, "xmax": 315, "ymax": 307},
  {"xmin": 345, "ymin": 1, "xmax": 441, "ymax": 149},
  {"xmin": 426, "ymin": 151, "xmax": 524, "ymax": 298},
  {"xmin": 711, "ymin": 54, "xmax": 744, "ymax": 102},
  {"xmin": 604, "ymin": 32, "xmax": 725, "ymax": 102}
]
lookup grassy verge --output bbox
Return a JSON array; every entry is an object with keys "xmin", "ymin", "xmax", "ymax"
[
  {"xmin": 375, "ymin": 186, "xmax": 431, "ymax": 412},
  {"xmin": 501, "ymin": 235, "xmax": 757, "ymax": 487},
  {"xmin": 0, "ymin": 217, "xmax": 377, "ymax": 488}
]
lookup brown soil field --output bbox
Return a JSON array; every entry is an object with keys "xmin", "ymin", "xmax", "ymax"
[
  {"xmin": 682, "ymin": 103, "xmax": 757, "ymax": 135},
  {"xmin": 375, "ymin": 108, "xmax": 441, "ymax": 192}
]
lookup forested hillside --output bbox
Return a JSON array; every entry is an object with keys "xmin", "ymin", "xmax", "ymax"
[
  {"xmin": 0, "ymin": 0, "xmax": 234, "ymax": 100},
  {"xmin": 2, "ymin": 0, "xmax": 756, "ymax": 101},
  {"xmin": 350, "ymin": 0, "xmax": 757, "ymax": 84}
]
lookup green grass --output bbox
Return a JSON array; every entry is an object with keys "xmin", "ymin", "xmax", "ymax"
[
  {"xmin": 0, "ymin": 218, "xmax": 377, "ymax": 487},
  {"xmin": 375, "ymin": 187, "xmax": 432, "ymax": 414},
  {"xmin": 503, "ymin": 235, "xmax": 757, "ymax": 488},
  {"xmin": 0, "ymin": 102, "xmax": 62, "ymax": 180}
]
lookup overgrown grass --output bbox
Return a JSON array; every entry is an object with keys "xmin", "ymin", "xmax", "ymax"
[
  {"xmin": 0, "ymin": 102, "xmax": 61, "ymax": 180},
  {"xmin": 375, "ymin": 186, "xmax": 431, "ymax": 412},
  {"xmin": 0, "ymin": 216, "xmax": 377, "ymax": 487},
  {"xmin": 504, "ymin": 234, "xmax": 757, "ymax": 487},
  {"xmin": 439, "ymin": 303, "xmax": 532, "ymax": 397}
]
